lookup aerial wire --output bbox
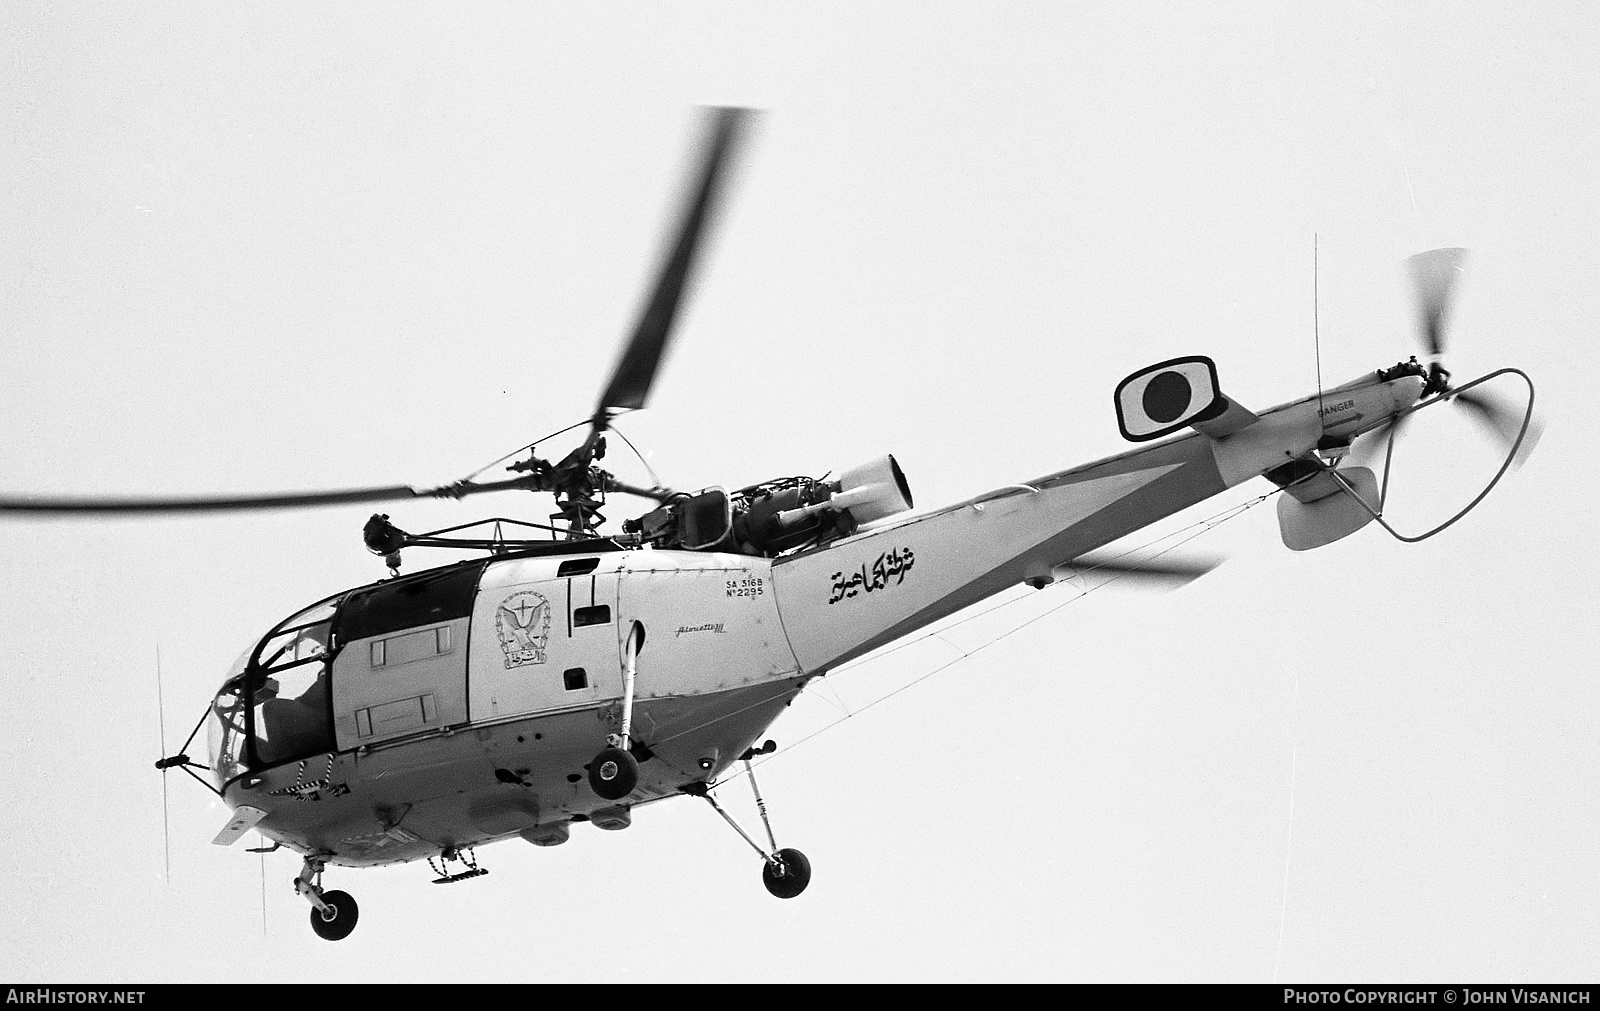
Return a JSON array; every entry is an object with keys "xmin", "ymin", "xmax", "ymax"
[
  {"xmin": 628, "ymin": 489, "xmax": 1277, "ymax": 791},
  {"xmin": 824, "ymin": 493, "xmax": 1263, "ymax": 680},
  {"xmin": 757, "ymin": 497, "xmax": 1268, "ymax": 764},
  {"xmin": 552, "ymin": 481, "xmax": 1259, "ymax": 777},
  {"xmin": 631, "ymin": 490, "xmax": 1278, "ymax": 797},
  {"xmin": 699, "ymin": 490, "xmax": 1279, "ymax": 784},
  {"xmin": 1395, "ymin": 134, "xmax": 1420, "ymax": 217},
  {"xmin": 608, "ymin": 420, "xmax": 665, "ymax": 491},
  {"xmin": 459, "ymin": 416, "xmax": 601, "ymax": 484}
]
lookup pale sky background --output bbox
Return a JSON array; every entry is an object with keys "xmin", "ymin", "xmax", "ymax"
[{"xmin": 2, "ymin": 2, "xmax": 1597, "ymax": 983}]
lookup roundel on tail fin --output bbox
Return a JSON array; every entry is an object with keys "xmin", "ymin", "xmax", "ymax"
[{"xmin": 1113, "ymin": 356, "xmax": 1228, "ymax": 442}]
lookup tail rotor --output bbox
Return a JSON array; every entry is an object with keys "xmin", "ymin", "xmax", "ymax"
[{"xmin": 1352, "ymin": 248, "xmax": 1541, "ymax": 469}]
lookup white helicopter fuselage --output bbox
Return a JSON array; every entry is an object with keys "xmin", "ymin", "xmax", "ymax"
[{"xmin": 216, "ymin": 372, "xmax": 1422, "ymax": 867}]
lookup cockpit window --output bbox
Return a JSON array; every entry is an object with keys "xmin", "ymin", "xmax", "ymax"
[
  {"xmin": 247, "ymin": 597, "xmax": 339, "ymax": 768},
  {"xmin": 270, "ymin": 599, "xmax": 338, "ymax": 640}
]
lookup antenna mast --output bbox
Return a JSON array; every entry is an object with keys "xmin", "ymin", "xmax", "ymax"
[{"xmin": 1314, "ymin": 233, "xmax": 1325, "ymax": 419}]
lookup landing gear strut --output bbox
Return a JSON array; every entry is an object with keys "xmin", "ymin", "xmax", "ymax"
[
  {"xmin": 687, "ymin": 751, "xmax": 811, "ymax": 899},
  {"xmin": 589, "ymin": 622, "xmax": 644, "ymax": 801},
  {"xmin": 295, "ymin": 854, "xmax": 360, "ymax": 941}
]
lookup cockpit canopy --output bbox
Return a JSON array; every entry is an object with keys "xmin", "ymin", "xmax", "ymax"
[
  {"xmin": 205, "ymin": 560, "xmax": 489, "ymax": 791},
  {"xmin": 206, "ymin": 596, "xmax": 337, "ymax": 790}
]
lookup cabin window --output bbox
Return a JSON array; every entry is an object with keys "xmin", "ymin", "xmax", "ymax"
[
  {"xmin": 338, "ymin": 561, "xmax": 486, "ymax": 642},
  {"xmin": 563, "ymin": 667, "xmax": 588, "ymax": 691},
  {"xmin": 557, "ymin": 558, "xmax": 600, "ymax": 577},
  {"xmin": 573, "ymin": 604, "xmax": 611, "ymax": 627}
]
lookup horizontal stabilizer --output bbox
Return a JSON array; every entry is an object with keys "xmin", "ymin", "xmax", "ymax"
[
  {"xmin": 1191, "ymin": 395, "xmax": 1260, "ymax": 440},
  {"xmin": 1113, "ymin": 356, "xmax": 1258, "ymax": 442}
]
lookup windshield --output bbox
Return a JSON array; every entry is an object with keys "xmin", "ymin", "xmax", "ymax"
[{"xmin": 205, "ymin": 646, "xmax": 253, "ymax": 790}]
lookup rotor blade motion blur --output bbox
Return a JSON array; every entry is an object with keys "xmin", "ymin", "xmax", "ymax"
[
  {"xmin": 1454, "ymin": 386, "xmax": 1544, "ymax": 468},
  {"xmin": 1053, "ymin": 553, "xmax": 1221, "ymax": 589},
  {"xmin": 595, "ymin": 106, "xmax": 754, "ymax": 421},
  {"xmin": 2, "ymin": 111, "xmax": 757, "ymax": 531},
  {"xmin": 1407, "ymin": 247, "xmax": 1468, "ymax": 357},
  {"xmin": 1348, "ymin": 413, "xmax": 1410, "ymax": 470},
  {"xmin": 0, "ymin": 479, "xmax": 522, "ymax": 515},
  {"xmin": 1349, "ymin": 380, "xmax": 1540, "ymax": 473}
]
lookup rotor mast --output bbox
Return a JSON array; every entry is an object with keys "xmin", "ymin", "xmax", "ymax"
[{"xmin": 507, "ymin": 105, "xmax": 755, "ymax": 539}]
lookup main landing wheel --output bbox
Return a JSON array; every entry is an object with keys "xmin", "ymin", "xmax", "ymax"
[
  {"xmin": 762, "ymin": 848, "xmax": 811, "ymax": 899},
  {"xmin": 309, "ymin": 889, "xmax": 359, "ymax": 941},
  {"xmin": 588, "ymin": 747, "xmax": 639, "ymax": 801}
]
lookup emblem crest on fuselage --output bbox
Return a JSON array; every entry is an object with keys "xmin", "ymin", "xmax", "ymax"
[{"xmin": 496, "ymin": 590, "xmax": 552, "ymax": 668}]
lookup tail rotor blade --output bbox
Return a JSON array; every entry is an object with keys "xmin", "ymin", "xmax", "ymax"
[
  {"xmin": 1406, "ymin": 247, "xmax": 1469, "ymax": 357},
  {"xmin": 1353, "ymin": 387, "xmax": 1541, "ymax": 473},
  {"xmin": 595, "ymin": 106, "xmax": 754, "ymax": 422},
  {"xmin": 1349, "ymin": 411, "xmax": 1412, "ymax": 470},
  {"xmin": 1454, "ymin": 387, "xmax": 1543, "ymax": 468}
]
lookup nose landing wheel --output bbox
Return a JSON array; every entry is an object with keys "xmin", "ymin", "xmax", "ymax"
[
  {"xmin": 296, "ymin": 855, "xmax": 360, "ymax": 941},
  {"xmin": 309, "ymin": 889, "xmax": 359, "ymax": 941}
]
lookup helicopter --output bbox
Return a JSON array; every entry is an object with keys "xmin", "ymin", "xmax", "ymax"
[{"xmin": 0, "ymin": 107, "xmax": 1539, "ymax": 942}]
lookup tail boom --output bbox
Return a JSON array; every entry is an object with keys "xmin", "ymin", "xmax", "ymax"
[{"xmin": 770, "ymin": 373, "xmax": 1422, "ymax": 672}]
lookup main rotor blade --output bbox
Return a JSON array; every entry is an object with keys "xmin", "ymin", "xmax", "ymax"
[
  {"xmin": 1406, "ymin": 247, "xmax": 1468, "ymax": 357},
  {"xmin": 0, "ymin": 481, "xmax": 488, "ymax": 515},
  {"xmin": 595, "ymin": 106, "xmax": 754, "ymax": 420},
  {"xmin": 1454, "ymin": 387, "xmax": 1543, "ymax": 468},
  {"xmin": 1054, "ymin": 553, "xmax": 1221, "ymax": 589}
]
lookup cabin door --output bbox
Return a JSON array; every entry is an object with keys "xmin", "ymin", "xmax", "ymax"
[{"xmin": 468, "ymin": 563, "xmax": 623, "ymax": 721}]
